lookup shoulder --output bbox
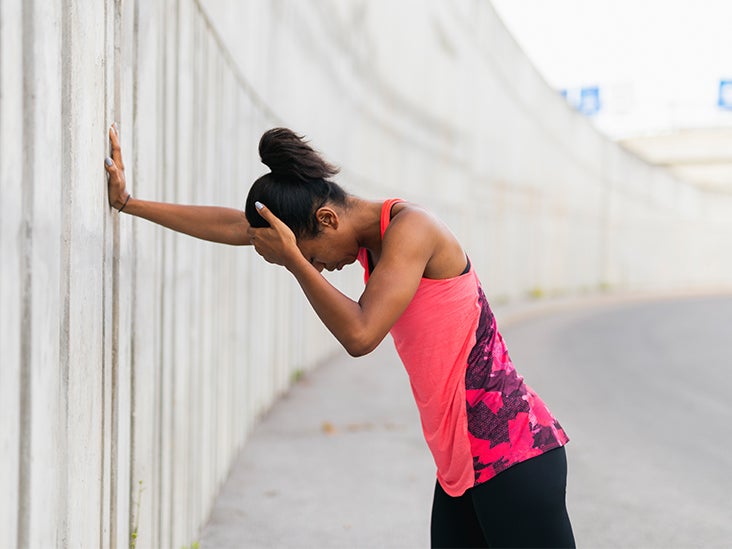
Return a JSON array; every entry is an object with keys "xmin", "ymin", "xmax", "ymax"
[
  {"xmin": 381, "ymin": 202, "xmax": 441, "ymax": 256},
  {"xmin": 386, "ymin": 202, "xmax": 440, "ymax": 236}
]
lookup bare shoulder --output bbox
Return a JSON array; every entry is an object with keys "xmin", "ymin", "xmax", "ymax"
[
  {"xmin": 386, "ymin": 202, "xmax": 442, "ymax": 236},
  {"xmin": 386, "ymin": 201, "xmax": 467, "ymax": 279},
  {"xmin": 380, "ymin": 202, "xmax": 444, "ymax": 263}
]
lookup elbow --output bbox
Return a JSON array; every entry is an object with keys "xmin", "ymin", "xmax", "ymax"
[
  {"xmin": 343, "ymin": 333, "xmax": 382, "ymax": 358},
  {"xmin": 345, "ymin": 344, "xmax": 372, "ymax": 358}
]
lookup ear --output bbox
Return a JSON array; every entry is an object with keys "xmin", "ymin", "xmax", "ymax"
[{"xmin": 315, "ymin": 206, "xmax": 339, "ymax": 230}]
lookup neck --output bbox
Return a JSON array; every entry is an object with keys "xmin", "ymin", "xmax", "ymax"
[{"xmin": 348, "ymin": 197, "xmax": 384, "ymax": 254}]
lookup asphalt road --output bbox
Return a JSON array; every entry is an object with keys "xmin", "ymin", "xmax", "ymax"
[
  {"xmin": 200, "ymin": 293, "xmax": 732, "ymax": 548},
  {"xmin": 505, "ymin": 294, "xmax": 732, "ymax": 548}
]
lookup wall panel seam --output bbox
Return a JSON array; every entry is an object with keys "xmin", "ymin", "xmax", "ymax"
[
  {"xmin": 59, "ymin": 0, "xmax": 74, "ymax": 547},
  {"xmin": 17, "ymin": 1, "xmax": 35, "ymax": 546}
]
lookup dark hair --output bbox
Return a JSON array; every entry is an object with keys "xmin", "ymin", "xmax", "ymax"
[{"xmin": 245, "ymin": 128, "xmax": 348, "ymax": 238}]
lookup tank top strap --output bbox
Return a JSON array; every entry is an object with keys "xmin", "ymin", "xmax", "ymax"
[
  {"xmin": 360, "ymin": 199, "xmax": 406, "ymax": 285},
  {"xmin": 380, "ymin": 198, "xmax": 406, "ymax": 238}
]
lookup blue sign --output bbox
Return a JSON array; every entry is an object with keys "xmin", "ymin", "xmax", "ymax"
[
  {"xmin": 561, "ymin": 86, "xmax": 601, "ymax": 116},
  {"xmin": 579, "ymin": 86, "xmax": 601, "ymax": 115},
  {"xmin": 718, "ymin": 80, "xmax": 732, "ymax": 109}
]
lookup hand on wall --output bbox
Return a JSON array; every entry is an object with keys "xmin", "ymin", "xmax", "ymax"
[{"xmin": 104, "ymin": 123, "xmax": 130, "ymax": 212}]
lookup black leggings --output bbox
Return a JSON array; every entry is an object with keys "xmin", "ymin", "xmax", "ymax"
[{"xmin": 431, "ymin": 447, "xmax": 575, "ymax": 548}]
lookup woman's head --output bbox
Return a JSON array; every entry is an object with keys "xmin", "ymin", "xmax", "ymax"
[{"xmin": 245, "ymin": 128, "xmax": 348, "ymax": 238}]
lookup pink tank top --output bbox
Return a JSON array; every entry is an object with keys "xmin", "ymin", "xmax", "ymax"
[{"xmin": 358, "ymin": 199, "xmax": 568, "ymax": 496}]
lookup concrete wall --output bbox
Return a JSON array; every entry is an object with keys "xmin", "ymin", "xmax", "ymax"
[
  {"xmin": 1, "ymin": 1, "xmax": 334, "ymax": 548},
  {"xmin": 2, "ymin": 0, "xmax": 731, "ymax": 548}
]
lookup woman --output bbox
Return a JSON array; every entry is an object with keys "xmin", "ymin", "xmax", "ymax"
[{"xmin": 105, "ymin": 125, "xmax": 575, "ymax": 548}]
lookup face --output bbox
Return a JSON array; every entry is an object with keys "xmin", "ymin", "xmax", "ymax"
[
  {"xmin": 296, "ymin": 206, "xmax": 359, "ymax": 273},
  {"xmin": 297, "ymin": 232, "xmax": 359, "ymax": 273}
]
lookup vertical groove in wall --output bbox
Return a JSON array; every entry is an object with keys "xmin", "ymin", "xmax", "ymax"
[
  {"xmin": 17, "ymin": 11, "xmax": 31, "ymax": 549},
  {"xmin": 169, "ymin": 1, "xmax": 181, "ymax": 542},
  {"xmin": 59, "ymin": 0, "xmax": 73, "ymax": 546},
  {"xmin": 128, "ymin": 0, "xmax": 140, "ymax": 545},
  {"xmin": 155, "ymin": 2, "xmax": 168, "ymax": 545},
  {"xmin": 199, "ymin": 27, "xmax": 210, "ymax": 509},
  {"xmin": 213, "ymin": 51, "xmax": 224, "ymax": 491},
  {"xmin": 190, "ymin": 13, "xmax": 201, "ymax": 528},
  {"xmin": 109, "ymin": 0, "xmax": 123, "ymax": 545},
  {"xmin": 187, "ymin": 8, "xmax": 198, "ymax": 532},
  {"xmin": 100, "ymin": 2, "xmax": 109, "ymax": 547},
  {"xmin": 17, "ymin": 1, "xmax": 35, "ymax": 546}
]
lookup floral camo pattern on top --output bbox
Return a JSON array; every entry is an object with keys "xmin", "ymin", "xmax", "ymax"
[{"xmin": 465, "ymin": 285, "xmax": 569, "ymax": 486}]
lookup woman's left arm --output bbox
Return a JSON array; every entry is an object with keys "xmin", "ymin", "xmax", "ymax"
[{"xmin": 250, "ymin": 203, "xmax": 433, "ymax": 356}]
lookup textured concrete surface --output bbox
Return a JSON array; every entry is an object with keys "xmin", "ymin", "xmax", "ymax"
[{"xmin": 200, "ymin": 292, "xmax": 732, "ymax": 548}]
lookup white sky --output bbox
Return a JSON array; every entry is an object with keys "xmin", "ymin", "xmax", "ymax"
[{"xmin": 490, "ymin": 0, "xmax": 732, "ymax": 138}]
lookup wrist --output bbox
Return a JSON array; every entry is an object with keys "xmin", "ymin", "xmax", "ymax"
[
  {"xmin": 116, "ymin": 193, "xmax": 131, "ymax": 212},
  {"xmin": 285, "ymin": 252, "xmax": 311, "ymax": 275}
]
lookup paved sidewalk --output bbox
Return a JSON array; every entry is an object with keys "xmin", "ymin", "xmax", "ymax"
[{"xmin": 199, "ymin": 341, "xmax": 435, "ymax": 548}]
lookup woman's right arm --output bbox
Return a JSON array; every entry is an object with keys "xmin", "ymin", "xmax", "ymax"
[
  {"xmin": 104, "ymin": 124, "xmax": 251, "ymax": 246},
  {"xmin": 117, "ymin": 199, "xmax": 251, "ymax": 246}
]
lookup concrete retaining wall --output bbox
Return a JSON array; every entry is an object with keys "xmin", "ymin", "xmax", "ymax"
[{"xmin": 2, "ymin": 0, "xmax": 731, "ymax": 547}]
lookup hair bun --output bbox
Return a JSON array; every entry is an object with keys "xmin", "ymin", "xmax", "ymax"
[{"xmin": 259, "ymin": 128, "xmax": 339, "ymax": 181}]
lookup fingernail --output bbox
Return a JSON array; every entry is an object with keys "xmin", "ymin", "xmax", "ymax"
[
  {"xmin": 105, "ymin": 157, "xmax": 113, "ymax": 167},
  {"xmin": 255, "ymin": 201, "xmax": 264, "ymax": 211},
  {"xmin": 113, "ymin": 122, "xmax": 118, "ymax": 133}
]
